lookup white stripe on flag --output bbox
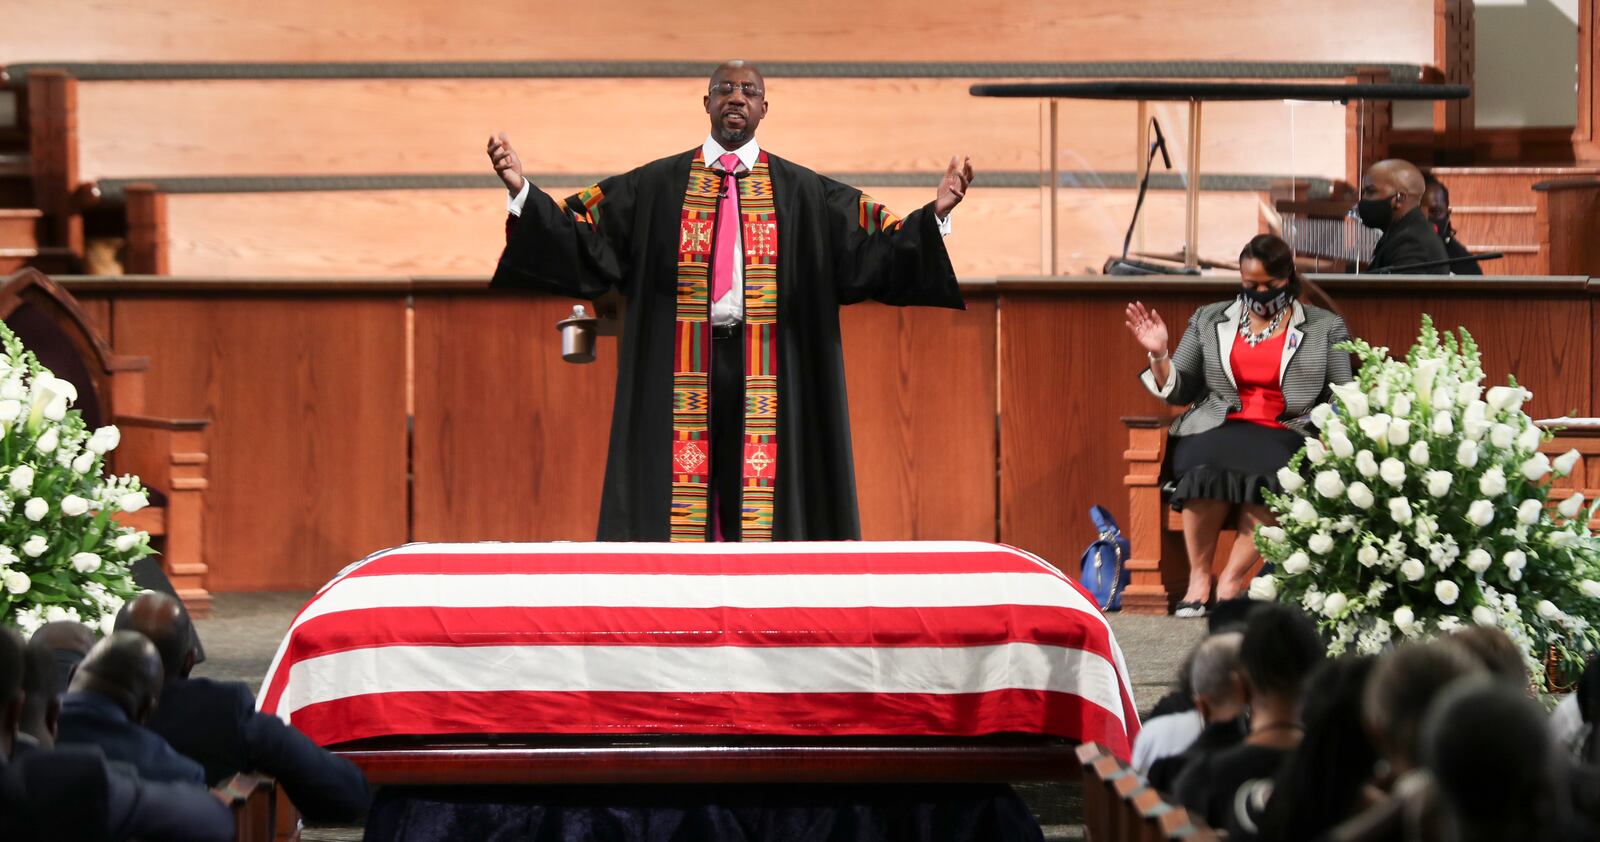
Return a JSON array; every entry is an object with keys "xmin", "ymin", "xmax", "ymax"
[
  {"xmin": 379, "ymin": 541, "xmax": 1012, "ymax": 556},
  {"xmin": 288, "ymin": 572, "xmax": 1099, "ymax": 633},
  {"xmin": 281, "ymin": 640, "xmax": 1127, "ymax": 727}
]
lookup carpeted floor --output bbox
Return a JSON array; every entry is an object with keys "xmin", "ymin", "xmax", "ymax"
[{"xmin": 193, "ymin": 593, "xmax": 1206, "ymax": 840}]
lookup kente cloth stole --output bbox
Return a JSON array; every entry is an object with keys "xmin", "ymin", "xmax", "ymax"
[{"xmin": 670, "ymin": 151, "xmax": 779, "ymax": 542}]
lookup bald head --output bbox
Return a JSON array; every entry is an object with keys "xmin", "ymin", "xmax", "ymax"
[
  {"xmin": 30, "ymin": 620, "xmax": 96, "ymax": 691},
  {"xmin": 116, "ymin": 591, "xmax": 194, "ymax": 680},
  {"xmin": 1360, "ymin": 159, "xmax": 1426, "ymax": 224},
  {"xmin": 0, "ymin": 625, "xmax": 25, "ymax": 757},
  {"xmin": 70, "ymin": 631, "xmax": 165, "ymax": 724},
  {"xmin": 704, "ymin": 60, "xmax": 769, "ymax": 149}
]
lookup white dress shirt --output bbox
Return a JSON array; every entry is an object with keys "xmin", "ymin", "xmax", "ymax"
[{"xmin": 508, "ymin": 136, "xmax": 952, "ymax": 327}]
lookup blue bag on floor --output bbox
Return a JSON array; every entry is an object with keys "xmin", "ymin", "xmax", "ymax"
[{"xmin": 1080, "ymin": 505, "xmax": 1132, "ymax": 612}]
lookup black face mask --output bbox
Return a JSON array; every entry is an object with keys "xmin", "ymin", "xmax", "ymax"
[
  {"xmin": 1356, "ymin": 196, "xmax": 1396, "ymax": 231},
  {"xmin": 1241, "ymin": 286, "xmax": 1292, "ymax": 318},
  {"xmin": 1429, "ymin": 212, "xmax": 1453, "ymax": 239}
]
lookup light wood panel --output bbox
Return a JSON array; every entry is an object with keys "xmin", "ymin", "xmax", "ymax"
[
  {"xmin": 72, "ymin": 78, "xmax": 1346, "ymax": 181},
  {"xmin": 842, "ymin": 294, "xmax": 998, "ymax": 540},
  {"xmin": 107, "ymin": 295, "xmax": 408, "ymax": 590},
  {"xmin": 9, "ymin": 0, "xmax": 1436, "ymax": 64},
  {"xmin": 155, "ymin": 187, "xmax": 1265, "ymax": 279}
]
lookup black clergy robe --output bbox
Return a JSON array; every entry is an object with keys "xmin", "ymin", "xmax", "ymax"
[{"xmin": 491, "ymin": 149, "xmax": 965, "ymax": 540}]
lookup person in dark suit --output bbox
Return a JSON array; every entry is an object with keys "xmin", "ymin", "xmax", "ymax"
[
  {"xmin": 1421, "ymin": 174, "xmax": 1484, "ymax": 276},
  {"xmin": 1125, "ymin": 234, "xmax": 1354, "ymax": 616},
  {"xmin": 55, "ymin": 631, "xmax": 206, "ymax": 784},
  {"xmin": 0, "ymin": 625, "xmax": 234, "ymax": 842},
  {"xmin": 29, "ymin": 619, "xmax": 95, "ymax": 696},
  {"xmin": 119, "ymin": 592, "xmax": 369, "ymax": 821},
  {"xmin": 1355, "ymin": 159, "xmax": 1451, "ymax": 274}
]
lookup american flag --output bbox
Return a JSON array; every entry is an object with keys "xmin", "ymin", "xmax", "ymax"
[{"xmin": 260, "ymin": 541, "xmax": 1141, "ymax": 757}]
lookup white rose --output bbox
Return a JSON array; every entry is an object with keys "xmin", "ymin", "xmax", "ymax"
[
  {"xmin": 59, "ymin": 494, "xmax": 88, "ymax": 516},
  {"xmin": 34, "ymin": 428, "xmax": 57, "ymax": 454},
  {"xmin": 1380, "ymin": 458, "xmax": 1406, "ymax": 489},
  {"xmin": 8, "ymin": 464, "xmax": 33, "ymax": 493},
  {"xmin": 1389, "ymin": 497, "xmax": 1414, "ymax": 524},
  {"xmin": 1311, "ymin": 404, "xmax": 1334, "ymax": 430},
  {"xmin": 0, "ymin": 379, "xmax": 21, "ymax": 402},
  {"xmin": 1555, "ymin": 449, "xmax": 1581, "ymax": 476},
  {"xmin": 0, "ymin": 399, "xmax": 19, "ymax": 423},
  {"xmin": 1388, "ymin": 419, "xmax": 1411, "ymax": 446},
  {"xmin": 1521, "ymin": 453, "xmax": 1552, "ymax": 482},
  {"xmin": 1331, "ymin": 382, "xmax": 1369, "ymax": 419},
  {"xmin": 1283, "ymin": 551, "xmax": 1312, "ymax": 575},
  {"xmin": 1401, "ymin": 558, "xmax": 1426, "ymax": 581},
  {"xmin": 1464, "ymin": 419, "xmax": 1490, "ymax": 442},
  {"xmin": 1322, "ymin": 592, "xmax": 1349, "ymax": 618},
  {"xmin": 1538, "ymin": 600, "xmax": 1560, "ymax": 620},
  {"xmin": 1358, "ymin": 414, "xmax": 1392, "ymax": 446},
  {"xmin": 1291, "ymin": 498, "xmax": 1318, "ymax": 525},
  {"xmin": 1582, "ymin": 580, "xmax": 1600, "ymax": 599},
  {"xmin": 1314, "ymin": 471, "xmax": 1346, "ymax": 499},
  {"xmin": 1431, "ymin": 411, "xmax": 1454, "ymax": 437},
  {"xmin": 1464, "ymin": 548, "xmax": 1493, "ymax": 573},
  {"xmin": 1516, "ymin": 499, "xmax": 1543, "ymax": 524},
  {"xmin": 1408, "ymin": 440, "xmax": 1429, "ymax": 466},
  {"xmin": 1258, "ymin": 525, "xmax": 1287, "ymax": 544},
  {"xmin": 42, "ymin": 395, "xmax": 68, "ymax": 422},
  {"xmin": 1473, "ymin": 605, "xmax": 1498, "ymax": 626},
  {"xmin": 114, "ymin": 531, "xmax": 142, "ymax": 553},
  {"xmin": 1479, "ymin": 466, "xmax": 1506, "ymax": 496},
  {"xmin": 1357, "ymin": 545, "xmax": 1381, "ymax": 567},
  {"xmin": 21, "ymin": 535, "xmax": 47, "ymax": 558},
  {"xmin": 1347, "ymin": 481, "xmax": 1375, "ymax": 510},
  {"xmin": 1503, "ymin": 549, "xmax": 1527, "ymax": 576},
  {"xmin": 117, "ymin": 492, "xmax": 149, "ymax": 514},
  {"xmin": 1248, "ymin": 576, "xmax": 1279, "ymax": 601},
  {"xmin": 1305, "ymin": 438, "xmax": 1328, "ymax": 465},
  {"xmin": 1436, "ymin": 579, "xmax": 1461, "ymax": 605},
  {"xmin": 1467, "ymin": 499, "xmax": 1495, "ymax": 527},
  {"xmin": 1394, "ymin": 605, "xmax": 1418, "ymax": 632},
  {"xmin": 87, "ymin": 425, "xmax": 121, "ymax": 454},
  {"xmin": 1276, "ymin": 466, "xmax": 1305, "ymax": 494},
  {"xmin": 1303, "ymin": 590, "xmax": 1327, "ymax": 613},
  {"xmin": 1552, "ymin": 531, "xmax": 1579, "ymax": 549},
  {"xmin": 1329, "ymin": 431, "xmax": 1355, "ymax": 459},
  {"xmin": 1456, "ymin": 439, "xmax": 1480, "ymax": 469},
  {"xmin": 23, "ymin": 497, "xmax": 47, "ymax": 522},
  {"xmin": 1425, "ymin": 470, "xmax": 1453, "ymax": 498},
  {"xmin": 69, "ymin": 552, "xmax": 101, "ymax": 574},
  {"xmin": 1465, "ymin": 400, "xmax": 1488, "ymax": 425},
  {"xmin": 1486, "ymin": 385, "xmax": 1527, "ymax": 414},
  {"xmin": 71, "ymin": 451, "xmax": 94, "ymax": 474},
  {"xmin": 1392, "ymin": 393, "xmax": 1413, "ymax": 417},
  {"xmin": 1355, "ymin": 450, "xmax": 1379, "ymax": 478},
  {"xmin": 1519, "ymin": 425, "xmax": 1543, "ymax": 452},
  {"xmin": 1489, "ymin": 424, "xmax": 1515, "ymax": 450},
  {"xmin": 1457, "ymin": 381, "xmax": 1482, "ymax": 407},
  {"xmin": 1309, "ymin": 533, "xmax": 1335, "ymax": 555},
  {"xmin": 1559, "ymin": 493, "xmax": 1586, "ymax": 519},
  {"xmin": 1, "ymin": 568, "xmax": 28, "ymax": 595}
]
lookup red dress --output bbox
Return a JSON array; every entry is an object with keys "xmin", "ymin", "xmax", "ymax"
[{"xmin": 1227, "ymin": 330, "xmax": 1288, "ymax": 428}]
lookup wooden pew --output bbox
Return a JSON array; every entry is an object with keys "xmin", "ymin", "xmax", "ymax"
[{"xmin": 1077, "ymin": 741, "xmax": 1222, "ymax": 842}]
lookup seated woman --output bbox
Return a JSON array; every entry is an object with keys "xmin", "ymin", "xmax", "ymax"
[{"xmin": 1124, "ymin": 234, "xmax": 1353, "ymax": 617}]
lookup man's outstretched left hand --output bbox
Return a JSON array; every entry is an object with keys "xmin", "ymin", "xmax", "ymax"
[{"xmin": 934, "ymin": 155, "xmax": 974, "ymax": 218}]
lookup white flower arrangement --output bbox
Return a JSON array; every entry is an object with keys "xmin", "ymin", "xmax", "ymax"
[
  {"xmin": 0, "ymin": 322, "xmax": 149, "ymax": 637},
  {"xmin": 1251, "ymin": 317, "xmax": 1600, "ymax": 686}
]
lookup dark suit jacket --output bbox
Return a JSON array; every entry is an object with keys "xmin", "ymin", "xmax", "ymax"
[
  {"xmin": 1441, "ymin": 234, "xmax": 1483, "ymax": 275},
  {"xmin": 1367, "ymin": 208, "xmax": 1450, "ymax": 274},
  {"xmin": 56, "ymin": 691, "xmax": 205, "ymax": 785},
  {"xmin": 148, "ymin": 676, "xmax": 369, "ymax": 821},
  {"xmin": 1, "ymin": 743, "xmax": 232, "ymax": 842}
]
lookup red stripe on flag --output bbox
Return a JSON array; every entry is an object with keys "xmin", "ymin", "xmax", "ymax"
[{"xmin": 292, "ymin": 688, "xmax": 1134, "ymax": 759}]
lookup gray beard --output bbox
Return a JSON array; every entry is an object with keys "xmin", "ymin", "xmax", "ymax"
[{"xmin": 715, "ymin": 127, "xmax": 752, "ymax": 148}]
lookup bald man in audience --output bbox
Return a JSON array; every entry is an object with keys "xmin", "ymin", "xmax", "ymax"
[
  {"xmin": 30, "ymin": 619, "xmax": 96, "ymax": 693},
  {"xmin": 0, "ymin": 626, "xmax": 234, "ymax": 842},
  {"xmin": 1356, "ymin": 159, "xmax": 1451, "ymax": 274},
  {"xmin": 55, "ymin": 631, "xmax": 206, "ymax": 784},
  {"xmin": 119, "ymin": 591, "xmax": 369, "ymax": 821},
  {"xmin": 16, "ymin": 638, "xmax": 61, "ymax": 752}
]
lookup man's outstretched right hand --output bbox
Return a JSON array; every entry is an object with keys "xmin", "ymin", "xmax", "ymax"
[{"xmin": 487, "ymin": 133, "xmax": 525, "ymax": 195}]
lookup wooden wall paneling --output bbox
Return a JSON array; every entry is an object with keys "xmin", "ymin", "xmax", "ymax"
[
  {"xmin": 841, "ymin": 295, "xmax": 997, "ymax": 541},
  {"xmin": 1577, "ymin": 0, "xmax": 1598, "ymax": 160},
  {"xmin": 1345, "ymin": 69, "xmax": 1393, "ymax": 187},
  {"xmin": 72, "ymin": 79, "xmax": 1347, "ymax": 182},
  {"xmin": 409, "ymin": 293, "xmax": 615, "ymax": 542},
  {"xmin": 7, "ymin": 0, "xmax": 1437, "ymax": 64},
  {"xmin": 154, "ymin": 186, "xmax": 1263, "ymax": 280},
  {"xmin": 1431, "ymin": 0, "xmax": 1474, "ymax": 163},
  {"xmin": 123, "ymin": 184, "xmax": 168, "ymax": 274},
  {"xmin": 1534, "ymin": 180, "xmax": 1600, "ymax": 276},
  {"xmin": 25, "ymin": 70, "xmax": 82, "ymax": 253},
  {"xmin": 110, "ymin": 294, "xmax": 409, "ymax": 590}
]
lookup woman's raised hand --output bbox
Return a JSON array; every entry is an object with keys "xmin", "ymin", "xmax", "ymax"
[{"xmin": 1124, "ymin": 301, "xmax": 1169, "ymax": 356}]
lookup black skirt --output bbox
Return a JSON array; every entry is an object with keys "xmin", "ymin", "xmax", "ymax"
[{"xmin": 1168, "ymin": 420, "xmax": 1307, "ymax": 512}]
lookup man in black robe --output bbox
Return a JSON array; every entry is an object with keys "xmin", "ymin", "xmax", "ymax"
[
  {"xmin": 1354, "ymin": 158, "xmax": 1451, "ymax": 275},
  {"xmin": 488, "ymin": 61, "xmax": 974, "ymax": 541}
]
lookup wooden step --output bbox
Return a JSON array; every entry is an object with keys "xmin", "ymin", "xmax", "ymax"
[
  {"xmin": 0, "ymin": 209, "xmax": 40, "ymax": 248},
  {"xmin": 1429, "ymin": 167, "xmax": 1600, "ymax": 207},
  {"xmin": 0, "ymin": 153, "xmax": 31, "ymax": 178}
]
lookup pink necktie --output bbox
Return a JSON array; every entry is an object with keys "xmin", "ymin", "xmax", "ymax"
[{"xmin": 711, "ymin": 152, "xmax": 742, "ymax": 303}]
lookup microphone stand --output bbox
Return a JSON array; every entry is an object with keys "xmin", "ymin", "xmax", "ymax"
[
  {"xmin": 1367, "ymin": 252, "xmax": 1506, "ymax": 274},
  {"xmin": 1105, "ymin": 118, "xmax": 1200, "ymax": 276}
]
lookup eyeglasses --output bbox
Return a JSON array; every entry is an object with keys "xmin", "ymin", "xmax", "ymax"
[{"xmin": 710, "ymin": 81, "xmax": 764, "ymax": 98}]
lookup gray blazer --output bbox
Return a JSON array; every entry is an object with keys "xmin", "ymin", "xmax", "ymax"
[{"xmin": 1140, "ymin": 298, "xmax": 1354, "ymax": 437}]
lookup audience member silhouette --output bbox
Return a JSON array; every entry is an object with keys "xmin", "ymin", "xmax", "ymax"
[{"xmin": 55, "ymin": 631, "xmax": 205, "ymax": 784}]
